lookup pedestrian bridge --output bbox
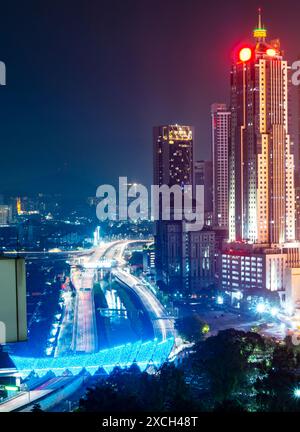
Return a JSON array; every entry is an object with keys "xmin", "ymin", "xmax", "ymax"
[{"xmin": 10, "ymin": 338, "xmax": 175, "ymax": 379}]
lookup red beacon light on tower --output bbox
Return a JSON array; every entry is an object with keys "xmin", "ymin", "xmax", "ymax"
[{"xmin": 239, "ymin": 47, "xmax": 252, "ymax": 62}]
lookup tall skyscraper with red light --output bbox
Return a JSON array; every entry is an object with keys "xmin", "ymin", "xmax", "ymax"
[
  {"xmin": 220, "ymin": 11, "xmax": 300, "ymax": 308},
  {"xmin": 229, "ymin": 9, "xmax": 295, "ymax": 244}
]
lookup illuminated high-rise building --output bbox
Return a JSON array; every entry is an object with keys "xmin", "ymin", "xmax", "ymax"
[
  {"xmin": 153, "ymin": 125, "xmax": 194, "ymax": 291},
  {"xmin": 220, "ymin": 11, "xmax": 300, "ymax": 308},
  {"xmin": 211, "ymin": 103, "xmax": 230, "ymax": 229},
  {"xmin": 153, "ymin": 125, "xmax": 194, "ymax": 187},
  {"xmin": 153, "ymin": 125, "xmax": 215, "ymax": 292},
  {"xmin": 229, "ymin": 10, "xmax": 295, "ymax": 244},
  {"xmin": 194, "ymin": 160, "xmax": 213, "ymax": 227}
]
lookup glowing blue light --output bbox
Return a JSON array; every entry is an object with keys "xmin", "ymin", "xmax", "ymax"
[
  {"xmin": 216, "ymin": 296, "xmax": 224, "ymax": 305},
  {"xmin": 10, "ymin": 338, "xmax": 175, "ymax": 379},
  {"xmin": 256, "ymin": 303, "xmax": 266, "ymax": 314},
  {"xmin": 270, "ymin": 307, "xmax": 279, "ymax": 317},
  {"xmin": 45, "ymin": 347, "xmax": 53, "ymax": 356},
  {"xmin": 294, "ymin": 388, "xmax": 300, "ymax": 398}
]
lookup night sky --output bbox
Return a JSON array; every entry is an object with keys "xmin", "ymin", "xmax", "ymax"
[{"xmin": 1, "ymin": 0, "xmax": 300, "ymax": 198}]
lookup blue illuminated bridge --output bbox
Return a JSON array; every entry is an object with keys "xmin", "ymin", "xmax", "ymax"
[{"xmin": 11, "ymin": 338, "xmax": 175, "ymax": 380}]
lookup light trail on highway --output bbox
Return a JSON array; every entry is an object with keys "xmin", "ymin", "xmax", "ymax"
[
  {"xmin": 70, "ymin": 239, "xmax": 174, "ymax": 347},
  {"xmin": 112, "ymin": 268, "xmax": 175, "ymax": 341},
  {"xmin": 70, "ymin": 240, "xmax": 141, "ymax": 354}
]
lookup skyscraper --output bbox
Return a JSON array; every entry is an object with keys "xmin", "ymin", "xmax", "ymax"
[
  {"xmin": 153, "ymin": 126, "xmax": 216, "ymax": 292},
  {"xmin": 194, "ymin": 160, "xmax": 213, "ymax": 227},
  {"xmin": 229, "ymin": 10, "xmax": 295, "ymax": 244},
  {"xmin": 153, "ymin": 125, "xmax": 194, "ymax": 291},
  {"xmin": 211, "ymin": 103, "xmax": 230, "ymax": 229},
  {"xmin": 220, "ymin": 11, "xmax": 300, "ymax": 308},
  {"xmin": 153, "ymin": 125, "xmax": 194, "ymax": 187}
]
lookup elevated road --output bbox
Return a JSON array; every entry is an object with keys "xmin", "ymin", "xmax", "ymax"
[
  {"xmin": 70, "ymin": 241, "xmax": 133, "ymax": 353},
  {"xmin": 112, "ymin": 268, "xmax": 175, "ymax": 341},
  {"xmin": 71, "ymin": 269, "xmax": 98, "ymax": 353}
]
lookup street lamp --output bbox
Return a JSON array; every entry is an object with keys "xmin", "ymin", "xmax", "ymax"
[
  {"xmin": 256, "ymin": 303, "xmax": 266, "ymax": 314},
  {"xmin": 270, "ymin": 307, "xmax": 279, "ymax": 317},
  {"xmin": 293, "ymin": 387, "xmax": 300, "ymax": 398},
  {"xmin": 216, "ymin": 296, "xmax": 224, "ymax": 305}
]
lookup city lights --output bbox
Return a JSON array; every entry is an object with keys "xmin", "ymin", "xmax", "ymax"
[
  {"xmin": 266, "ymin": 48, "xmax": 276, "ymax": 57},
  {"xmin": 4, "ymin": 385, "xmax": 19, "ymax": 392},
  {"xmin": 12, "ymin": 338, "xmax": 175, "ymax": 379},
  {"xmin": 239, "ymin": 47, "xmax": 252, "ymax": 62},
  {"xmin": 216, "ymin": 296, "xmax": 224, "ymax": 305},
  {"xmin": 270, "ymin": 307, "xmax": 279, "ymax": 317},
  {"xmin": 256, "ymin": 303, "xmax": 266, "ymax": 314},
  {"xmin": 286, "ymin": 305, "xmax": 294, "ymax": 316}
]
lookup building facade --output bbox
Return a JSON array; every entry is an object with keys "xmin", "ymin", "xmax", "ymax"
[
  {"xmin": 189, "ymin": 229, "xmax": 215, "ymax": 290},
  {"xmin": 211, "ymin": 103, "xmax": 230, "ymax": 229},
  {"xmin": 194, "ymin": 160, "xmax": 213, "ymax": 227},
  {"xmin": 153, "ymin": 125, "xmax": 194, "ymax": 188}
]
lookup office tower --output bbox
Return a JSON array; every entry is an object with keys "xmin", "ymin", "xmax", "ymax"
[
  {"xmin": 229, "ymin": 11, "xmax": 295, "ymax": 244},
  {"xmin": 194, "ymin": 160, "xmax": 213, "ymax": 227},
  {"xmin": 220, "ymin": 11, "xmax": 300, "ymax": 309},
  {"xmin": 211, "ymin": 104, "xmax": 230, "ymax": 229},
  {"xmin": 188, "ymin": 229, "xmax": 215, "ymax": 290},
  {"xmin": 153, "ymin": 125, "xmax": 194, "ymax": 187},
  {"xmin": 0, "ymin": 205, "xmax": 12, "ymax": 225},
  {"xmin": 153, "ymin": 125, "xmax": 194, "ymax": 292}
]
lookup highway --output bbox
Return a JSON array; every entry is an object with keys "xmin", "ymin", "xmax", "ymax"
[
  {"xmin": 70, "ymin": 239, "xmax": 171, "ymax": 351},
  {"xmin": 71, "ymin": 268, "xmax": 98, "ymax": 353},
  {"xmin": 112, "ymin": 268, "xmax": 175, "ymax": 341},
  {"xmin": 70, "ymin": 240, "xmax": 139, "ymax": 353}
]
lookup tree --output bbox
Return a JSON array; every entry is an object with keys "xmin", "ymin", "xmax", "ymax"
[
  {"xmin": 31, "ymin": 403, "xmax": 43, "ymax": 412},
  {"xmin": 175, "ymin": 314, "xmax": 206, "ymax": 343},
  {"xmin": 78, "ymin": 363, "xmax": 200, "ymax": 412},
  {"xmin": 190, "ymin": 329, "xmax": 273, "ymax": 405},
  {"xmin": 255, "ymin": 368, "xmax": 300, "ymax": 412},
  {"xmin": 255, "ymin": 336, "xmax": 300, "ymax": 411}
]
